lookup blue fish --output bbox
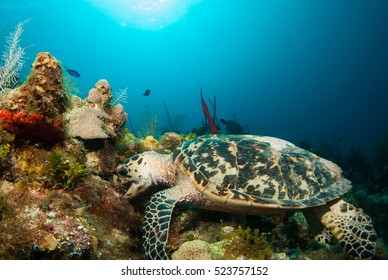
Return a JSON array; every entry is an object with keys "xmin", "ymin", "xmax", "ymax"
[
  {"xmin": 65, "ymin": 66, "xmax": 80, "ymax": 78},
  {"xmin": 143, "ymin": 89, "xmax": 151, "ymax": 96}
]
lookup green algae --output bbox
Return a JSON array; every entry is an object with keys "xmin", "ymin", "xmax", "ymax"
[
  {"xmin": 221, "ymin": 226, "xmax": 272, "ymax": 260},
  {"xmin": 49, "ymin": 150, "xmax": 86, "ymax": 189}
]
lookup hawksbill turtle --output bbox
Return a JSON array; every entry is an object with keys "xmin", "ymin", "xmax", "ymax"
[{"xmin": 115, "ymin": 134, "xmax": 377, "ymax": 260}]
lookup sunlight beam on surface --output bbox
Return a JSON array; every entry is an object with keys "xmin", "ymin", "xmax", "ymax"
[{"xmin": 85, "ymin": 0, "xmax": 200, "ymax": 30}]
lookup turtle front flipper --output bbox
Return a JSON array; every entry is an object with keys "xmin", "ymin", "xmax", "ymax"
[
  {"xmin": 143, "ymin": 189, "xmax": 177, "ymax": 260},
  {"xmin": 321, "ymin": 199, "xmax": 377, "ymax": 259}
]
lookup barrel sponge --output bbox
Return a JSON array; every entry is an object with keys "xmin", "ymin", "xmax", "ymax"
[
  {"xmin": 87, "ymin": 88, "xmax": 102, "ymax": 105},
  {"xmin": 111, "ymin": 104, "xmax": 128, "ymax": 129}
]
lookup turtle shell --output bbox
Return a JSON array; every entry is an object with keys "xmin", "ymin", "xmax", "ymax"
[{"xmin": 173, "ymin": 135, "xmax": 351, "ymax": 212}]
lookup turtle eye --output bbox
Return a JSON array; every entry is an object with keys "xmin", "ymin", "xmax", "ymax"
[{"xmin": 117, "ymin": 166, "xmax": 128, "ymax": 176}]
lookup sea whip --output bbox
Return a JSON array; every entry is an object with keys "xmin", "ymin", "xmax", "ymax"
[{"xmin": 200, "ymin": 88, "xmax": 218, "ymax": 134}]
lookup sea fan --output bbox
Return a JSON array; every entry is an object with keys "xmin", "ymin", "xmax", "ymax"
[
  {"xmin": 0, "ymin": 20, "xmax": 28, "ymax": 93},
  {"xmin": 113, "ymin": 87, "xmax": 129, "ymax": 105}
]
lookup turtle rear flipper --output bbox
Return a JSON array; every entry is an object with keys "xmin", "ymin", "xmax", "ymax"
[{"xmin": 321, "ymin": 199, "xmax": 377, "ymax": 259}]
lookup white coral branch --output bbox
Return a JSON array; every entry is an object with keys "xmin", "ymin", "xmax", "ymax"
[
  {"xmin": 113, "ymin": 87, "xmax": 129, "ymax": 105},
  {"xmin": 0, "ymin": 20, "xmax": 29, "ymax": 93}
]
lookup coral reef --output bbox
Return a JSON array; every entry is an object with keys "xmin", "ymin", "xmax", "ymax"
[
  {"xmin": 0, "ymin": 52, "xmax": 67, "ymax": 143},
  {"xmin": 0, "ymin": 52, "xmax": 141, "ymax": 260},
  {"xmin": 0, "ymin": 175, "xmax": 136, "ymax": 259}
]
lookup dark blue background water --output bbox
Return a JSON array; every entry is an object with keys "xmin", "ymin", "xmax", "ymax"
[{"xmin": 1, "ymin": 0, "xmax": 387, "ymax": 156}]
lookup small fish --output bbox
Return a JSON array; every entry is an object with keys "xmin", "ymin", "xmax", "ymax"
[
  {"xmin": 143, "ymin": 89, "xmax": 151, "ymax": 96},
  {"xmin": 65, "ymin": 66, "xmax": 80, "ymax": 78}
]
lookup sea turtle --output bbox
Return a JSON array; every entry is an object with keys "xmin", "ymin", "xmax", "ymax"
[{"xmin": 115, "ymin": 134, "xmax": 377, "ymax": 259}]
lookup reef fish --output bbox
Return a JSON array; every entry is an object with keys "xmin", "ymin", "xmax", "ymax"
[
  {"xmin": 143, "ymin": 89, "xmax": 151, "ymax": 96},
  {"xmin": 65, "ymin": 67, "xmax": 80, "ymax": 78}
]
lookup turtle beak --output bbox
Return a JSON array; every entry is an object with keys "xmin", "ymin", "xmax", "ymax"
[{"xmin": 123, "ymin": 181, "xmax": 147, "ymax": 199}]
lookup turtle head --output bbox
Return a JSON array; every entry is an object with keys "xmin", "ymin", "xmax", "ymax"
[{"xmin": 115, "ymin": 151, "xmax": 175, "ymax": 199}]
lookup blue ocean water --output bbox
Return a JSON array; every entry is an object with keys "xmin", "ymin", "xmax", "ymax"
[{"xmin": 1, "ymin": 0, "xmax": 387, "ymax": 155}]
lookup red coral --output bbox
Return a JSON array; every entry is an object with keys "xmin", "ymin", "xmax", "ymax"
[
  {"xmin": 200, "ymin": 90, "xmax": 218, "ymax": 134},
  {"xmin": 0, "ymin": 109, "xmax": 64, "ymax": 143},
  {"xmin": 53, "ymin": 120, "xmax": 64, "ymax": 130},
  {"xmin": 26, "ymin": 114, "xmax": 44, "ymax": 125},
  {"xmin": 0, "ymin": 109, "xmax": 16, "ymax": 131}
]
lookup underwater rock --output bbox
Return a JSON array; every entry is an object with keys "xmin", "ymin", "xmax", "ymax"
[
  {"xmin": 0, "ymin": 52, "xmax": 68, "ymax": 143},
  {"xmin": 0, "ymin": 51, "xmax": 141, "ymax": 259},
  {"xmin": 171, "ymin": 240, "xmax": 212, "ymax": 260}
]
